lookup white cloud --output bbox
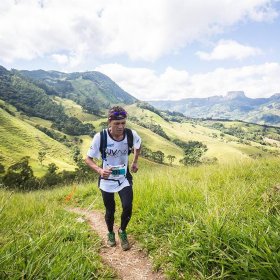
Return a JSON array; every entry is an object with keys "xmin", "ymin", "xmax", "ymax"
[
  {"xmin": 95, "ymin": 63, "xmax": 280, "ymax": 100},
  {"xmin": 50, "ymin": 54, "xmax": 69, "ymax": 65},
  {"xmin": 0, "ymin": 0, "xmax": 278, "ymax": 66},
  {"xmin": 95, "ymin": 63, "xmax": 158, "ymax": 98},
  {"xmin": 196, "ymin": 40, "xmax": 263, "ymax": 61}
]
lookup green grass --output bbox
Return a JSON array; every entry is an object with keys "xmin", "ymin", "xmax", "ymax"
[
  {"xmin": 133, "ymin": 158, "xmax": 280, "ymax": 279},
  {"xmin": 0, "ymin": 108, "xmax": 75, "ymax": 175},
  {"xmin": 126, "ymin": 104, "xmax": 277, "ymax": 163},
  {"xmin": 2, "ymin": 97, "xmax": 279, "ymax": 171},
  {"xmin": 1, "ymin": 157, "xmax": 280, "ymax": 278},
  {"xmin": 52, "ymin": 96, "xmax": 97, "ymax": 122},
  {"xmin": 65, "ymin": 157, "xmax": 280, "ymax": 279},
  {"xmin": 24, "ymin": 117, "xmax": 53, "ymax": 129},
  {"xmin": 0, "ymin": 185, "xmax": 115, "ymax": 279}
]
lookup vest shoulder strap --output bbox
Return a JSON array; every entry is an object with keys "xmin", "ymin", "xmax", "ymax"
[
  {"xmin": 99, "ymin": 129, "xmax": 107, "ymax": 160},
  {"xmin": 125, "ymin": 128, "xmax": 133, "ymax": 155}
]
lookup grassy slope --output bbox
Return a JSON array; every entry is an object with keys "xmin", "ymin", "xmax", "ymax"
[
  {"xmin": 126, "ymin": 104, "xmax": 273, "ymax": 162},
  {"xmin": 2, "ymin": 157, "xmax": 279, "ymax": 278},
  {"xmin": 52, "ymin": 96, "xmax": 98, "ymax": 122},
  {"xmin": 0, "ymin": 108, "xmax": 75, "ymax": 176},
  {"xmin": 79, "ymin": 102, "xmax": 279, "ymax": 164},
  {"xmin": 1, "ymin": 95, "xmax": 279, "ymax": 173},
  {"xmin": 69, "ymin": 157, "xmax": 280, "ymax": 279},
  {"xmin": 70, "ymin": 78, "xmax": 117, "ymax": 104},
  {"xmin": 0, "ymin": 186, "xmax": 115, "ymax": 279}
]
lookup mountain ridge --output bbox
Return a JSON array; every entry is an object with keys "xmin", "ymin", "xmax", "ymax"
[
  {"xmin": 1, "ymin": 64, "xmax": 280, "ymax": 173},
  {"xmin": 19, "ymin": 69, "xmax": 137, "ymax": 106},
  {"xmin": 149, "ymin": 91, "xmax": 280, "ymax": 126}
]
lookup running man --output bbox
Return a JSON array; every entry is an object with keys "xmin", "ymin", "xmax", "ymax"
[{"xmin": 85, "ymin": 106, "xmax": 142, "ymax": 250}]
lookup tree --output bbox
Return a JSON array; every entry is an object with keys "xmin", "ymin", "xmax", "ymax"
[
  {"xmin": 140, "ymin": 146, "xmax": 152, "ymax": 159},
  {"xmin": 152, "ymin": 151, "xmax": 165, "ymax": 164},
  {"xmin": 167, "ymin": 155, "xmax": 176, "ymax": 166},
  {"xmin": 73, "ymin": 146, "xmax": 81, "ymax": 163},
  {"xmin": 38, "ymin": 151, "xmax": 46, "ymax": 165},
  {"xmin": 181, "ymin": 141, "xmax": 208, "ymax": 166},
  {"xmin": 41, "ymin": 163, "xmax": 60, "ymax": 187},
  {"xmin": 47, "ymin": 163, "xmax": 59, "ymax": 174},
  {"xmin": 99, "ymin": 122, "xmax": 108, "ymax": 129},
  {"xmin": 3, "ymin": 157, "xmax": 35, "ymax": 189}
]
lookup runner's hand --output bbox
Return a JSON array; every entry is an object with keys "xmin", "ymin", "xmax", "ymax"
[
  {"xmin": 100, "ymin": 167, "xmax": 112, "ymax": 179},
  {"xmin": 131, "ymin": 162, "xmax": 138, "ymax": 173}
]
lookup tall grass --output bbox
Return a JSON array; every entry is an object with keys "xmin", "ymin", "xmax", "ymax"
[
  {"xmin": 1, "ymin": 157, "xmax": 280, "ymax": 279},
  {"xmin": 128, "ymin": 158, "xmax": 280, "ymax": 279},
  {"xmin": 0, "ymin": 186, "xmax": 115, "ymax": 279}
]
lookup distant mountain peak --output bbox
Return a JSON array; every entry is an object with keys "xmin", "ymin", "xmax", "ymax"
[
  {"xmin": 224, "ymin": 91, "xmax": 246, "ymax": 100},
  {"xmin": 270, "ymin": 93, "xmax": 280, "ymax": 99}
]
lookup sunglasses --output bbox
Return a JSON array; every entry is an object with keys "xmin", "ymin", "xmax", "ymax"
[
  {"xmin": 109, "ymin": 111, "xmax": 127, "ymax": 116},
  {"xmin": 108, "ymin": 111, "xmax": 127, "ymax": 119}
]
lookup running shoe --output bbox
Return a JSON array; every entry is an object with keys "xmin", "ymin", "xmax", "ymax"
[
  {"xmin": 107, "ymin": 231, "xmax": 116, "ymax": 247},
  {"xmin": 118, "ymin": 228, "xmax": 130, "ymax": 251}
]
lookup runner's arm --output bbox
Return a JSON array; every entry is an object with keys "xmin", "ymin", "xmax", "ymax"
[
  {"xmin": 131, "ymin": 145, "xmax": 141, "ymax": 173},
  {"xmin": 85, "ymin": 156, "xmax": 112, "ymax": 179}
]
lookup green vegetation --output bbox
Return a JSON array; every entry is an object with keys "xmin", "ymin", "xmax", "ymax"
[
  {"xmin": 76, "ymin": 157, "xmax": 280, "ymax": 278},
  {"xmin": 1, "ymin": 157, "xmax": 279, "ymax": 278},
  {"xmin": 1, "ymin": 156, "xmax": 98, "ymax": 191},
  {"xmin": 1, "ymin": 64, "xmax": 280, "ymax": 278},
  {"xmin": 20, "ymin": 69, "xmax": 137, "ymax": 113},
  {"xmin": 0, "ymin": 186, "xmax": 115, "ymax": 279},
  {"xmin": 0, "ymin": 108, "xmax": 75, "ymax": 173},
  {"xmin": 177, "ymin": 140, "xmax": 209, "ymax": 165},
  {"xmin": 130, "ymin": 116, "xmax": 170, "ymax": 140},
  {"xmin": 0, "ymin": 68, "xmax": 94, "ymax": 136}
]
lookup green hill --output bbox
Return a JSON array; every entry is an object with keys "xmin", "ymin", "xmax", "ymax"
[
  {"xmin": 19, "ymin": 69, "xmax": 137, "ymax": 110},
  {"xmin": 0, "ymin": 67, "xmax": 95, "ymax": 137},
  {"xmin": 1, "ymin": 156, "xmax": 280, "ymax": 278},
  {"xmin": 0, "ymin": 107, "xmax": 75, "ymax": 176},
  {"xmin": 1, "ymin": 65, "xmax": 280, "ymax": 174},
  {"xmin": 1, "ymin": 66, "xmax": 280, "ymax": 279}
]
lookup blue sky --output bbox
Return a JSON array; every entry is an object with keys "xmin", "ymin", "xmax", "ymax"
[{"xmin": 1, "ymin": 0, "xmax": 280, "ymax": 101}]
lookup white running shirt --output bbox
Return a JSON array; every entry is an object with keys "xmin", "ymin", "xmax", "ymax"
[{"xmin": 87, "ymin": 129, "xmax": 141, "ymax": 193}]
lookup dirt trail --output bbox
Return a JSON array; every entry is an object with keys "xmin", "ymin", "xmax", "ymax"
[{"xmin": 68, "ymin": 207, "xmax": 165, "ymax": 280}]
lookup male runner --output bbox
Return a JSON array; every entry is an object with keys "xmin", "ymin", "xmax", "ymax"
[{"xmin": 85, "ymin": 106, "xmax": 141, "ymax": 250}]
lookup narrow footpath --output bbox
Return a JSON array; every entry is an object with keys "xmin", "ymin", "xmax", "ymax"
[{"xmin": 68, "ymin": 207, "xmax": 165, "ymax": 280}]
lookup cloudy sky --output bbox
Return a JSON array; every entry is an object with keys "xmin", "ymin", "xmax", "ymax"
[{"xmin": 1, "ymin": 0, "xmax": 280, "ymax": 101}]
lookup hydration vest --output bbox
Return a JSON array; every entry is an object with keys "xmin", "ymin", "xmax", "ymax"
[{"xmin": 99, "ymin": 128, "xmax": 133, "ymax": 160}]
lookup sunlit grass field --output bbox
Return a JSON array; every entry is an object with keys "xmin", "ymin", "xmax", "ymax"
[
  {"xmin": 1, "ymin": 157, "xmax": 280, "ymax": 279},
  {"xmin": 0, "ymin": 108, "xmax": 75, "ymax": 174}
]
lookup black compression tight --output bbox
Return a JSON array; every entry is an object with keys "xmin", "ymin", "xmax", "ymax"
[{"xmin": 100, "ymin": 185, "xmax": 133, "ymax": 232}]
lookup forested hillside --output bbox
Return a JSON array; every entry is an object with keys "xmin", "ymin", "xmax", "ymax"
[
  {"xmin": 0, "ymin": 66, "xmax": 94, "ymax": 136},
  {"xmin": 20, "ymin": 69, "xmax": 137, "ymax": 114}
]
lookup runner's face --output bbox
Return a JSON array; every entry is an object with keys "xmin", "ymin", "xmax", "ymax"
[{"xmin": 108, "ymin": 119, "xmax": 126, "ymax": 137}]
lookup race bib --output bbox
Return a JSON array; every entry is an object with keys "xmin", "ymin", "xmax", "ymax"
[{"xmin": 107, "ymin": 164, "xmax": 126, "ymax": 178}]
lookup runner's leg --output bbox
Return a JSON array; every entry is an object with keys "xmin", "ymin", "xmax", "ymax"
[
  {"xmin": 118, "ymin": 185, "xmax": 133, "ymax": 231},
  {"xmin": 100, "ymin": 190, "xmax": 115, "ymax": 232}
]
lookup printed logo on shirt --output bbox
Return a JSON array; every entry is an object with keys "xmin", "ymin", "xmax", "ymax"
[
  {"xmin": 107, "ymin": 144, "xmax": 114, "ymax": 147},
  {"xmin": 107, "ymin": 149, "xmax": 128, "ymax": 157}
]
